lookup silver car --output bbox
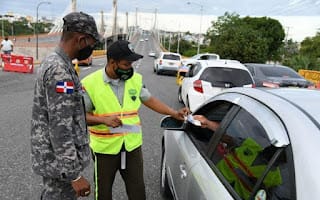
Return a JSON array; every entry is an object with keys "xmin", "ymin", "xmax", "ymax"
[{"xmin": 160, "ymin": 88, "xmax": 320, "ymax": 200}]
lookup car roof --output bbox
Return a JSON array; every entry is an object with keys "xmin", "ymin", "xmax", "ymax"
[
  {"xmin": 244, "ymin": 63, "xmax": 293, "ymax": 69},
  {"xmin": 198, "ymin": 59, "xmax": 248, "ymax": 71},
  {"xmin": 160, "ymin": 51, "xmax": 181, "ymax": 56}
]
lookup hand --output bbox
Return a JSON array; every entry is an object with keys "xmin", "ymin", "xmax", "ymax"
[
  {"xmin": 193, "ymin": 115, "xmax": 220, "ymax": 131},
  {"xmin": 71, "ymin": 176, "xmax": 90, "ymax": 197},
  {"xmin": 172, "ymin": 107, "xmax": 190, "ymax": 121},
  {"xmin": 103, "ymin": 116, "xmax": 122, "ymax": 128}
]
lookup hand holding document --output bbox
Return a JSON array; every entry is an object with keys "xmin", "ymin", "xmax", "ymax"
[{"xmin": 186, "ymin": 114, "xmax": 201, "ymax": 126}]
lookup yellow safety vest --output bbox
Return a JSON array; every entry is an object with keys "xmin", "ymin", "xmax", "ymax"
[
  {"xmin": 217, "ymin": 138, "xmax": 282, "ymax": 200},
  {"xmin": 81, "ymin": 69, "xmax": 143, "ymax": 154}
]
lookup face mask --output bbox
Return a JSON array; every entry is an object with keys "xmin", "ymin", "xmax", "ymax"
[
  {"xmin": 77, "ymin": 45, "xmax": 94, "ymax": 60},
  {"xmin": 115, "ymin": 64, "xmax": 134, "ymax": 80}
]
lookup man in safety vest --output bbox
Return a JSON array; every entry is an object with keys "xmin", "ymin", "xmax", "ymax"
[{"xmin": 81, "ymin": 40, "xmax": 188, "ymax": 200}]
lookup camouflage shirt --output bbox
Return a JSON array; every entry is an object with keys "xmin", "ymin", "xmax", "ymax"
[{"xmin": 31, "ymin": 47, "xmax": 90, "ymax": 181}]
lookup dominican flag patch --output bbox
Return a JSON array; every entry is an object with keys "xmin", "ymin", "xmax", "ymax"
[{"xmin": 56, "ymin": 81, "xmax": 74, "ymax": 94}]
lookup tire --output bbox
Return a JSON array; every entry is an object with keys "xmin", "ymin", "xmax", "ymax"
[
  {"xmin": 156, "ymin": 66, "xmax": 161, "ymax": 75},
  {"xmin": 178, "ymin": 87, "xmax": 183, "ymax": 104},
  {"xmin": 160, "ymin": 140, "xmax": 173, "ymax": 199}
]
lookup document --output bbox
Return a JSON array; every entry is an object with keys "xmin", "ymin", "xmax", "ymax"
[{"xmin": 109, "ymin": 124, "xmax": 141, "ymax": 133}]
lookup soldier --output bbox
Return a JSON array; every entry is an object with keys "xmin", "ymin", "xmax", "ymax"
[{"xmin": 30, "ymin": 12, "xmax": 101, "ymax": 199}]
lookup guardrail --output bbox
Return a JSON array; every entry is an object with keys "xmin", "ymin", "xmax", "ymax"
[
  {"xmin": 298, "ymin": 69, "xmax": 320, "ymax": 88},
  {"xmin": 92, "ymin": 50, "xmax": 106, "ymax": 57}
]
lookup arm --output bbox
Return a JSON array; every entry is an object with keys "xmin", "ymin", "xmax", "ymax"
[
  {"xmin": 142, "ymin": 96, "xmax": 188, "ymax": 120},
  {"xmin": 86, "ymin": 112, "xmax": 122, "ymax": 127},
  {"xmin": 193, "ymin": 115, "xmax": 220, "ymax": 131}
]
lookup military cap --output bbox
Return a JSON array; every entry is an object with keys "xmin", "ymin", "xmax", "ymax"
[
  {"xmin": 63, "ymin": 11, "xmax": 101, "ymax": 42},
  {"xmin": 107, "ymin": 40, "xmax": 143, "ymax": 61}
]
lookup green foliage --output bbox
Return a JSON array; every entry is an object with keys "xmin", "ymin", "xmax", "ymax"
[
  {"xmin": 283, "ymin": 55, "xmax": 311, "ymax": 70},
  {"xmin": 206, "ymin": 12, "xmax": 285, "ymax": 63},
  {"xmin": 298, "ymin": 33, "xmax": 320, "ymax": 70}
]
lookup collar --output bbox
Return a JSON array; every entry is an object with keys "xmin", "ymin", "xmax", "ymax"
[{"xmin": 103, "ymin": 67, "xmax": 121, "ymax": 85}]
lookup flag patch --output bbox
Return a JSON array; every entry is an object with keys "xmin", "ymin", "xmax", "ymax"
[{"xmin": 56, "ymin": 81, "xmax": 74, "ymax": 94}]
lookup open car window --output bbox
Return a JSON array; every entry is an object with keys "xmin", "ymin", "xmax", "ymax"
[{"xmin": 210, "ymin": 108, "xmax": 294, "ymax": 200}]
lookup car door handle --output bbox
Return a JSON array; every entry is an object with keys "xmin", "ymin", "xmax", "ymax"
[{"xmin": 179, "ymin": 164, "xmax": 187, "ymax": 179}]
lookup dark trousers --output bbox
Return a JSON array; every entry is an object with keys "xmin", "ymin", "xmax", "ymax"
[{"xmin": 94, "ymin": 146, "xmax": 146, "ymax": 200}]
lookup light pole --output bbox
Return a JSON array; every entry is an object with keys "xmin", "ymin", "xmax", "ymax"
[
  {"xmin": 187, "ymin": 1, "xmax": 203, "ymax": 55},
  {"xmin": 36, "ymin": 1, "xmax": 51, "ymax": 60}
]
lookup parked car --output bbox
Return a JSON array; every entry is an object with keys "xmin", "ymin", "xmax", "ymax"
[
  {"xmin": 154, "ymin": 52, "xmax": 182, "ymax": 75},
  {"xmin": 182, "ymin": 53, "xmax": 220, "ymax": 66},
  {"xmin": 179, "ymin": 60, "xmax": 254, "ymax": 112},
  {"xmin": 161, "ymin": 87, "xmax": 320, "ymax": 200},
  {"xmin": 72, "ymin": 55, "xmax": 93, "ymax": 66},
  {"xmin": 244, "ymin": 63, "xmax": 314, "ymax": 88}
]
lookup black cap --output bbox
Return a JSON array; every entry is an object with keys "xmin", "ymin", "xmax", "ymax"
[
  {"xmin": 107, "ymin": 40, "xmax": 143, "ymax": 61},
  {"xmin": 63, "ymin": 11, "xmax": 102, "ymax": 42}
]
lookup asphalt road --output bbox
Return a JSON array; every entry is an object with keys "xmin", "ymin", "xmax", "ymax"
[{"xmin": 0, "ymin": 35, "xmax": 183, "ymax": 200}]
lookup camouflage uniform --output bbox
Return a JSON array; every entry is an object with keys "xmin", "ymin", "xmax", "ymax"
[{"xmin": 31, "ymin": 46, "xmax": 90, "ymax": 199}]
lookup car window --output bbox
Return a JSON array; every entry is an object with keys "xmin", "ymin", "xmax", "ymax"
[
  {"xmin": 259, "ymin": 66, "xmax": 301, "ymax": 78},
  {"xmin": 162, "ymin": 54, "xmax": 181, "ymax": 60},
  {"xmin": 210, "ymin": 109, "xmax": 294, "ymax": 200},
  {"xmin": 186, "ymin": 101, "xmax": 233, "ymax": 152},
  {"xmin": 199, "ymin": 55, "xmax": 208, "ymax": 60},
  {"xmin": 208, "ymin": 55, "xmax": 219, "ymax": 60},
  {"xmin": 200, "ymin": 67, "xmax": 253, "ymax": 87},
  {"xmin": 186, "ymin": 63, "xmax": 201, "ymax": 77}
]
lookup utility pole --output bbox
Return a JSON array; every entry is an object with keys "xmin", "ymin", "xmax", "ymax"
[
  {"xmin": 125, "ymin": 12, "xmax": 129, "ymax": 40},
  {"xmin": 112, "ymin": 0, "xmax": 118, "ymax": 42},
  {"xmin": 168, "ymin": 33, "xmax": 171, "ymax": 52},
  {"xmin": 71, "ymin": 0, "xmax": 76, "ymax": 12},
  {"xmin": 135, "ymin": 7, "xmax": 138, "ymax": 28}
]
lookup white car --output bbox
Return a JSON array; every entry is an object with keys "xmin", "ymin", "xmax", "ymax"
[
  {"xmin": 154, "ymin": 52, "xmax": 182, "ymax": 75},
  {"xmin": 179, "ymin": 60, "xmax": 254, "ymax": 112},
  {"xmin": 182, "ymin": 53, "xmax": 220, "ymax": 66},
  {"xmin": 161, "ymin": 87, "xmax": 320, "ymax": 200}
]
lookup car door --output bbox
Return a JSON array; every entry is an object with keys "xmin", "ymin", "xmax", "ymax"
[
  {"xmin": 181, "ymin": 63, "xmax": 199, "ymax": 104},
  {"xmin": 173, "ymin": 101, "xmax": 236, "ymax": 200},
  {"xmin": 206, "ymin": 94, "xmax": 295, "ymax": 200}
]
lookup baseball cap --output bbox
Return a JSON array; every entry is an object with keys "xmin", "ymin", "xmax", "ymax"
[
  {"xmin": 63, "ymin": 11, "xmax": 102, "ymax": 42},
  {"xmin": 107, "ymin": 40, "xmax": 143, "ymax": 62}
]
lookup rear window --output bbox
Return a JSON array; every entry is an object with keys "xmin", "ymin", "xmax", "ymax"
[
  {"xmin": 260, "ymin": 66, "xmax": 301, "ymax": 78},
  {"xmin": 162, "ymin": 54, "xmax": 181, "ymax": 60},
  {"xmin": 200, "ymin": 67, "xmax": 253, "ymax": 87}
]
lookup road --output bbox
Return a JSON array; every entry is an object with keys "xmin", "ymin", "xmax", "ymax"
[{"xmin": 0, "ymin": 35, "xmax": 183, "ymax": 199}]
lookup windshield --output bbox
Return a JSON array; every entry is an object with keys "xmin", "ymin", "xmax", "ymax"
[{"xmin": 200, "ymin": 67, "xmax": 253, "ymax": 87}]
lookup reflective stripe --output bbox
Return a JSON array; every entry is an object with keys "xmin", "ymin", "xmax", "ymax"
[{"xmin": 93, "ymin": 111, "xmax": 138, "ymax": 117}]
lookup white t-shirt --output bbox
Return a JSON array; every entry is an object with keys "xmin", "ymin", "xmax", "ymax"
[{"xmin": 1, "ymin": 39, "xmax": 13, "ymax": 51}]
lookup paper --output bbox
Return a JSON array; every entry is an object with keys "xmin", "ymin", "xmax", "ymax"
[
  {"xmin": 186, "ymin": 115, "xmax": 201, "ymax": 126},
  {"xmin": 109, "ymin": 124, "xmax": 141, "ymax": 133}
]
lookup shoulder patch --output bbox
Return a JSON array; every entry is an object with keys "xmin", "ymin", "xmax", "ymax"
[{"xmin": 56, "ymin": 81, "xmax": 74, "ymax": 94}]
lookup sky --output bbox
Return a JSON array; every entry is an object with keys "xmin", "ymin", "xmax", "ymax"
[{"xmin": 1, "ymin": 0, "xmax": 320, "ymax": 41}]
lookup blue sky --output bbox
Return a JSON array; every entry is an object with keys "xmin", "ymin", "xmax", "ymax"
[{"xmin": 1, "ymin": 0, "xmax": 320, "ymax": 18}]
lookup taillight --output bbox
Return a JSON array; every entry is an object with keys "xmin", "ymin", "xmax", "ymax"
[
  {"xmin": 159, "ymin": 60, "xmax": 162, "ymax": 65},
  {"xmin": 262, "ymin": 82, "xmax": 280, "ymax": 88},
  {"xmin": 193, "ymin": 80, "xmax": 203, "ymax": 93}
]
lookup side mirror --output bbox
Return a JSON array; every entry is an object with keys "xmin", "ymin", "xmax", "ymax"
[{"xmin": 160, "ymin": 116, "xmax": 185, "ymax": 130}]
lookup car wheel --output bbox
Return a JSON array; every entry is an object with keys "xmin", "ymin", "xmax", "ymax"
[
  {"xmin": 178, "ymin": 87, "xmax": 183, "ymax": 103},
  {"xmin": 160, "ymin": 140, "xmax": 173, "ymax": 199},
  {"xmin": 154, "ymin": 65, "xmax": 156, "ymax": 73},
  {"xmin": 156, "ymin": 66, "xmax": 161, "ymax": 75}
]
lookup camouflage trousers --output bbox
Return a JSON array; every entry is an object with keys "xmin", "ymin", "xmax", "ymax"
[{"xmin": 40, "ymin": 177, "xmax": 76, "ymax": 200}]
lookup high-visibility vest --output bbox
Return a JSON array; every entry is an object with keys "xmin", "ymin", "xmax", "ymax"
[
  {"xmin": 81, "ymin": 69, "xmax": 143, "ymax": 154},
  {"xmin": 217, "ymin": 138, "xmax": 282, "ymax": 200}
]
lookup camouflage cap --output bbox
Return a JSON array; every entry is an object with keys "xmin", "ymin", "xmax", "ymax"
[{"xmin": 63, "ymin": 11, "xmax": 101, "ymax": 42}]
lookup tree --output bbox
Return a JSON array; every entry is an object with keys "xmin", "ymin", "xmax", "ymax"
[
  {"xmin": 207, "ymin": 12, "xmax": 285, "ymax": 63},
  {"xmin": 299, "ymin": 33, "xmax": 320, "ymax": 70}
]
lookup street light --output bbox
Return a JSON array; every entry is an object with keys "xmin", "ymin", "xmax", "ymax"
[
  {"xmin": 36, "ymin": 1, "xmax": 51, "ymax": 60},
  {"xmin": 187, "ymin": 1, "xmax": 203, "ymax": 55}
]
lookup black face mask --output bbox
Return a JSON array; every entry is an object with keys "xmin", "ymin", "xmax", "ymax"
[
  {"xmin": 115, "ymin": 65, "xmax": 134, "ymax": 80},
  {"xmin": 77, "ymin": 45, "xmax": 94, "ymax": 60}
]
